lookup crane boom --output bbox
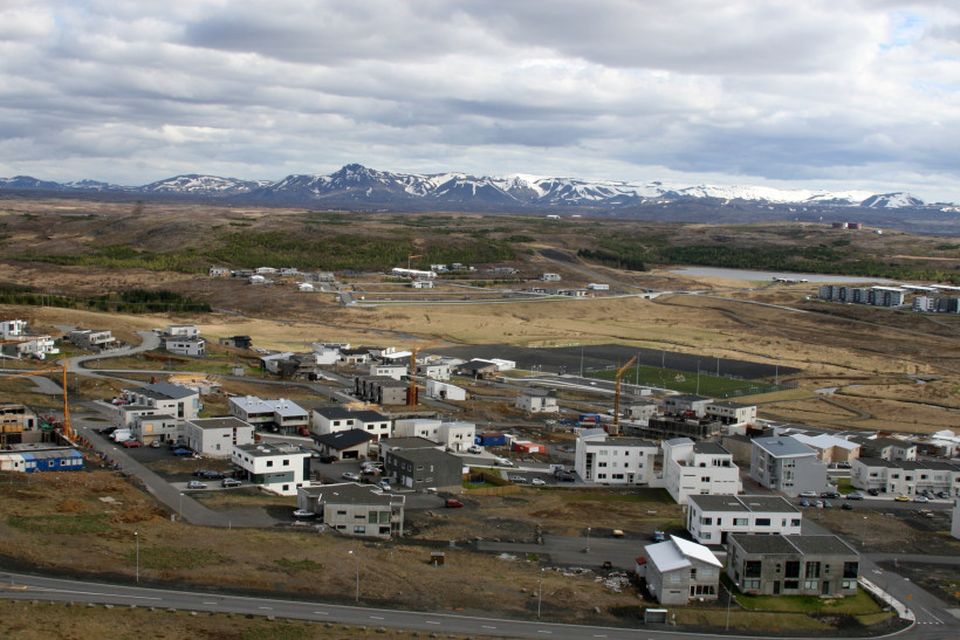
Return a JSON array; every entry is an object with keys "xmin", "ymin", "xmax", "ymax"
[
  {"xmin": 2, "ymin": 363, "xmax": 73, "ymax": 441},
  {"xmin": 611, "ymin": 355, "xmax": 637, "ymax": 436}
]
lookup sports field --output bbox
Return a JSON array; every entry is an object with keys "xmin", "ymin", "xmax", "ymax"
[{"xmin": 587, "ymin": 364, "xmax": 779, "ymax": 398}]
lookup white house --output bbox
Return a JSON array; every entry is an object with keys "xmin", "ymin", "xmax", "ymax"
[
  {"xmin": 297, "ymin": 483, "xmax": 405, "ymax": 539},
  {"xmin": 417, "ymin": 362, "xmax": 451, "ymax": 381},
  {"xmin": 515, "ymin": 388, "xmax": 559, "ymax": 413},
  {"xmin": 850, "ymin": 457, "xmax": 960, "ymax": 497},
  {"xmin": 183, "ymin": 417, "xmax": 254, "ymax": 458},
  {"xmin": 123, "ymin": 383, "xmax": 200, "ymax": 421},
  {"xmin": 663, "ymin": 395, "xmax": 713, "ymax": 418},
  {"xmin": 392, "ymin": 418, "xmax": 442, "ymax": 441},
  {"xmin": 164, "ymin": 336, "xmax": 206, "ymax": 357},
  {"xmin": 662, "ymin": 438, "xmax": 742, "ymax": 505},
  {"xmin": 0, "ymin": 319, "xmax": 28, "ymax": 338},
  {"xmin": 232, "ymin": 442, "xmax": 311, "ymax": 495},
  {"xmin": 391, "ymin": 419, "xmax": 474, "ymax": 452},
  {"xmin": 369, "ymin": 363, "xmax": 408, "ymax": 381},
  {"xmin": 425, "ymin": 379, "xmax": 467, "ymax": 401},
  {"xmin": 310, "ymin": 407, "xmax": 392, "ymax": 441},
  {"xmin": 573, "ymin": 429, "xmax": 658, "ymax": 485},
  {"xmin": 541, "ymin": 273, "xmax": 562, "ymax": 281},
  {"xmin": 439, "ymin": 421, "xmax": 476, "ymax": 452},
  {"xmin": 686, "ymin": 495, "xmax": 802, "ymax": 545},
  {"xmin": 639, "ymin": 536, "xmax": 722, "ymax": 605},
  {"xmin": 411, "ymin": 280, "xmax": 434, "ymax": 289},
  {"xmin": 1, "ymin": 336, "xmax": 59, "ymax": 360},
  {"xmin": 705, "ymin": 401, "xmax": 757, "ymax": 430},
  {"xmin": 228, "ymin": 396, "xmax": 309, "ymax": 432},
  {"xmin": 164, "ymin": 324, "xmax": 199, "ymax": 338},
  {"xmin": 586, "ymin": 283, "xmax": 609, "ymax": 291}
]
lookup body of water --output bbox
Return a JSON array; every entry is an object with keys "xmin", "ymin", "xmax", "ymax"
[{"xmin": 670, "ymin": 266, "xmax": 895, "ymax": 284}]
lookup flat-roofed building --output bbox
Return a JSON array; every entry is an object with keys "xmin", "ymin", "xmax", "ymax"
[
  {"xmin": 232, "ymin": 442, "xmax": 311, "ymax": 495},
  {"xmin": 662, "ymin": 438, "xmax": 742, "ymax": 504},
  {"xmin": 297, "ymin": 482, "xmax": 405, "ymax": 539},
  {"xmin": 750, "ymin": 436, "xmax": 828, "ymax": 497},
  {"xmin": 574, "ymin": 430, "xmax": 658, "ymax": 485},
  {"xmin": 726, "ymin": 534, "xmax": 859, "ymax": 597},
  {"xmin": 686, "ymin": 495, "xmax": 802, "ymax": 545},
  {"xmin": 184, "ymin": 417, "xmax": 254, "ymax": 458},
  {"xmin": 850, "ymin": 457, "xmax": 960, "ymax": 497}
]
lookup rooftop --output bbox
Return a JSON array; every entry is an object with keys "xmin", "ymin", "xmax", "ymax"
[
  {"xmin": 584, "ymin": 437, "xmax": 657, "ymax": 449},
  {"xmin": 693, "ymin": 441, "xmax": 730, "ymax": 456},
  {"xmin": 687, "ymin": 494, "xmax": 798, "ymax": 514},
  {"xmin": 730, "ymin": 533, "xmax": 858, "ymax": 556},
  {"xmin": 388, "ymin": 447, "xmax": 460, "ymax": 464},
  {"xmin": 313, "ymin": 406, "xmax": 388, "ymax": 422},
  {"xmin": 707, "ymin": 401, "xmax": 752, "ymax": 409},
  {"xmin": 856, "ymin": 457, "xmax": 959, "ymax": 472},
  {"xmin": 381, "ymin": 436, "xmax": 441, "ymax": 450},
  {"xmin": 313, "ymin": 429, "xmax": 375, "ymax": 450},
  {"xmin": 234, "ymin": 442, "xmax": 310, "ymax": 458},
  {"xmin": 645, "ymin": 535, "xmax": 721, "ymax": 572},
  {"xmin": 131, "ymin": 382, "xmax": 197, "ymax": 401},
  {"xmin": 188, "ymin": 417, "xmax": 252, "ymax": 431},
  {"xmin": 752, "ymin": 436, "xmax": 817, "ymax": 458},
  {"xmin": 666, "ymin": 394, "xmax": 713, "ymax": 403},
  {"xmin": 792, "ymin": 433, "xmax": 860, "ymax": 451},
  {"xmin": 229, "ymin": 396, "xmax": 307, "ymax": 417},
  {"xmin": 298, "ymin": 482, "xmax": 402, "ymax": 506}
]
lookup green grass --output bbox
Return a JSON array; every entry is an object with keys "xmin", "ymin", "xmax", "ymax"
[
  {"xmin": 736, "ymin": 587, "xmax": 882, "ymax": 615},
  {"xmin": 275, "ymin": 557, "xmax": 324, "ymax": 573},
  {"xmin": 837, "ymin": 477, "xmax": 854, "ymax": 494},
  {"xmin": 587, "ymin": 365, "xmax": 770, "ymax": 397},
  {"xmin": 558, "ymin": 488, "xmax": 674, "ymax": 505},
  {"xmin": 127, "ymin": 545, "xmax": 227, "ymax": 570},
  {"xmin": 8, "ymin": 513, "xmax": 109, "ymax": 535}
]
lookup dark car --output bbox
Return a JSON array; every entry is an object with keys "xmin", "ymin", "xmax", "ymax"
[
  {"xmin": 841, "ymin": 503, "xmax": 854, "ymax": 510},
  {"xmin": 820, "ymin": 491, "xmax": 841, "ymax": 499},
  {"xmin": 172, "ymin": 447, "xmax": 193, "ymax": 456},
  {"xmin": 445, "ymin": 499, "xmax": 464, "ymax": 508},
  {"xmin": 121, "ymin": 440, "xmax": 142, "ymax": 448},
  {"xmin": 558, "ymin": 472, "xmax": 576, "ymax": 483},
  {"xmin": 197, "ymin": 470, "xmax": 225, "ymax": 480},
  {"xmin": 867, "ymin": 488, "xmax": 880, "ymax": 496}
]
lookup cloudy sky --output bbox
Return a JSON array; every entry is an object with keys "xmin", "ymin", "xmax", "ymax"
[{"xmin": 2, "ymin": 0, "xmax": 960, "ymax": 199}]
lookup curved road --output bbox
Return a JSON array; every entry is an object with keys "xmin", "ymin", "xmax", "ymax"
[{"xmin": 1, "ymin": 570, "xmax": 952, "ymax": 640}]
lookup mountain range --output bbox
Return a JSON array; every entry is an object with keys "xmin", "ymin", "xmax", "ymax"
[{"xmin": 0, "ymin": 164, "xmax": 952, "ymax": 215}]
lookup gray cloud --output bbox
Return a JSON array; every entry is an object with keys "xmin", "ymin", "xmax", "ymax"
[{"xmin": 0, "ymin": 1, "xmax": 958, "ymax": 199}]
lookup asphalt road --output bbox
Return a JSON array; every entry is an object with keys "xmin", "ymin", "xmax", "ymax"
[{"xmin": 3, "ymin": 570, "xmax": 956, "ymax": 640}]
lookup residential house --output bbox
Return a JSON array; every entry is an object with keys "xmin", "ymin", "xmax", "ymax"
[
  {"xmin": 850, "ymin": 436, "xmax": 917, "ymax": 462},
  {"xmin": 0, "ymin": 319, "xmax": 28, "ymax": 338},
  {"xmin": 417, "ymin": 362, "xmax": 451, "ymax": 381},
  {"xmin": 183, "ymin": 417, "xmax": 254, "ymax": 458},
  {"xmin": 686, "ymin": 495, "xmax": 802, "ymax": 545},
  {"xmin": 1, "ymin": 335, "xmax": 59, "ymax": 360},
  {"xmin": 662, "ymin": 438, "xmax": 742, "ymax": 505},
  {"xmin": 850, "ymin": 457, "xmax": 960, "ymax": 497},
  {"xmin": 425, "ymin": 379, "xmax": 468, "ymax": 401},
  {"xmin": 297, "ymin": 483, "xmax": 405, "ymax": 538},
  {"xmin": 540, "ymin": 273, "xmax": 562, "ymax": 281},
  {"xmin": 378, "ymin": 436, "xmax": 443, "ymax": 459},
  {"xmin": 625, "ymin": 401, "xmax": 659, "ymax": 425},
  {"xmin": 638, "ymin": 535, "xmax": 722, "ymax": 605},
  {"xmin": 259, "ymin": 352, "xmax": 295, "ymax": 373},
  {"xmin": 573, "ymin": 429, "xmax": 658, "ymax": 485},
  {"xmin": 354, "ymin": 376, "xmax": 408, "ymax": 405},
  {"xmin": 340, "ymin": 347, "xmax": 373, "ymax": 364},
  {"xmin": 705, "ymin": 401, "xmax": 757, "ymax": 430},
  {"xmin": 313, "ymin": 429, "xmax": 375, "ymax": 461},
  {"xmin": 454, "ymin": 359, "xmax": 499, "ymax": 379},
  {"xmin": 515, "ymin": 388, "xmax": 559, "ymax": 414},
  {"xmin": 438, "ymin": 421, "xmax": 476, "ymax": 452},
  {"xmin": 163, "ymin": 336, "xmax": 206, "ymax": 357},
  {"xmin": 664, "ymin": 395, "xmax": 714, "ymax": 418},
  {"xmin": 310, "ymin": 407, "xmax": 392, "ymax": 441},
  {"xmin": 231, "ymin": 442, "xmax": 311, "ymax": 495},
  {"xmin": 369, "ymin": 363, "xmax": 408, "ymax": 381},
  {"xmin": 726, "ymin": 534, "xmax": 860, "ymax": 597},
  {"xmin": 218, "ymin": 335, "xmax": 252, "ymax": 349},
  {"xmin": 228, "ymin": 396, "xmax": 308, "ymax": 433},
  {"xmin": 392, "ymin": 419, "xmax": 442, "ymax": 441},
  {"xmin": 123, "ymin": 383, "xmax": 200, "ymax": 421},
  {"xmin": 163, "ymin": 324, "xmax": 199, "ymax": 338},
  {"xmin": 384, "ymin": 448, "xmax": 464, "ymax": 490},
  {"xmin": 791, "ymin": 433, "xmax": 861, "ymax": 465},
  {"xmin": 67, "ymin": 329, "xmax": 119, "ymax": 351},
  {"xmin": 131, "ymin": 414, "xmax": 180, "ymax": 445},
  {"xmin": 750, "ymin": 436, "xmax": 828, "ymax": 497}
]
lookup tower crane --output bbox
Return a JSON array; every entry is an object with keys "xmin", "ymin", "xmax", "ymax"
[
  {"xmin": 610, "ymin": 355, "xmax": 637, "ymax": 436},
  {"xmin": 1, "ymin": 362, "xmax": 74, "ymax": 441}
]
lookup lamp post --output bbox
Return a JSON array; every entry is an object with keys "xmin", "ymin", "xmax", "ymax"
[
  {"xmin": 348, "ymin": 549, "xmax": 359, "ymax": 602},
  {"xmin": 537, "ymin": 568, "xmax": 545, "ymax": 619},
  {"xmin": 585, "ymin": 527, "xmax": 591, "ymax": 553},
  {"xmin": 725, "ymin": 581, "xmax": 738, "ymax": 630},
  {"xmin": 178, "ymin": 492, "xmax": 184, "ymax": 521},
  {"xmin": 134, "ymin": 530, "xmax": 140, "ymax": 583}
]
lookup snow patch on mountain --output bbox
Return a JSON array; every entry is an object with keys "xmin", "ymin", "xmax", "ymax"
[{"xmin": 860, "ymin": 192, "xmax": 924, "ymax": 209}]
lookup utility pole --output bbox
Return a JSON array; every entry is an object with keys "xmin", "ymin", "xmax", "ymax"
[
  {"xmin": 134, "ymin": 530, "xmax": 140, "ymax": 584},
  {"xmin": 348, "ymin": 549, "xmax": 360, "ymax": 602},
  {"xmin": 537, "ymin": 568, "xmax": 544, "ymax": 619}
]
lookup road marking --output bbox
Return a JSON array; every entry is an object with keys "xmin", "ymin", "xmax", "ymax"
[
  {"xmin": 537, "ymin": 631, "xmax": 552, "ymax": 635},
  {"xmin": 920, "ymin": 606, "xmax": 944, "ymax": 624},
  {"xmin": 426, "ymin": 620, "xmax": 440, "ymax": 625},
  {"xmin": 30, "ymin": 587, "xmax": 162, "ymax": 601},
  {"xmin": 203, "ymin": 601, "xmax": 217, "ymax": 605},
  {"xmin": 369, "ymin": 615, "xmax": 384, "ymax": 620},
  {"xmin": 482, "ymin": 625, "xmax": 497, "ymax": 629},
  {"xmin": 313, "ymin": 611, "xmax": 328, "ymax": 616},
  {"xmin": 593, "ymin": 635, "xmax": 607, "ymax": 638},
  {"xmin": 258, "ymin": 606, "xmax": 273, "ymax": 610}
]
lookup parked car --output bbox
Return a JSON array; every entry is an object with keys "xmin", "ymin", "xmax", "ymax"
[
  {"xmin": 913, "ymin": 495, "xmax": 930, "ymax": 503},
  {"xmin": 194, "ymin": 469, "xmax": 225, "ymax": 480},
  {"xmin": 467, "ymin": 445, "xmax": 482, "ymax": 454},
  {"xmin": 936, "ymin": 491, "xmax": 950, "ymax": 499},
  {"xmin": 221, "ymin": 478, "xmax": 242, "ymax": 488},
  {"xmin": 841, "ymin": 503, "xmax": 854, "ymax": 510},
  {"xmin": 172, "ymin": 447, "xmax": 193, "ymax": 456},
  {"xmin": 319, "ymin": 455, "xmax": 338, "ymax": 464},
  {"xmin": 814, "ymin": 499, "xmax": 825, "ymax": 508},
  {"xmin": 894, "ymin": 495, "xmax": 911, "ymax": 502},
  {"xmin": 377, "ymin": 479, "xmax": 392, "ymax": 491},
  {"xmin": 799, "ymin": 499, "xmax": 810, "ymax": 508},
  {"xmin": 867, "ymin": 488, "xmax": 880, "ymax": 496},
  {"xmin": 494, "ymin": 457, "xmax": 515, "ymax": 467},
  {"xmin": 149, "ymin": 440, "xmax": 162, "ymax": 448},
  {"xmin": 121, "ymin": 440, "xmax": 141, "ymax": 448},
  {"xmin": 445, "ymin": 499, "xmax": 464, "ymax": 508},
  {"xmin": 186, "ymin": 480, "xmax": 207, "ymax": 490},
  {"xmin": 822, "ymin": 500, "xmax": 833, "ymax": 509},
  {"xmin": 798, "ymin": 491, "xmax": 818, "ymax": 498},
  {"xmin": 845, "ymin": 492, "xmax": 864, "ymax": 500},
  {"xmin": 820, "ymin": 491, "xmax": 841, "ymax": 499},
  {"xmin": 652, "ymin": 530, "xmax": 666, "ymax": 542},
  {"xmin": 509, "ymin": 475, "xmax": 528, "ymax": 484},
  {"xmin": 341, "ymin": 472, "xmax": 361, "ymax": 481},
  {"xmin": 558, "ymin": 472, "xmax": 576, "ymax": 483},
  {"xmin": 531, "ymin": 478, "xmax": 546, "ymax": 486},
  {"xmin": 292, "ymin": 509, "xmax": 315, "ymax": 519}
]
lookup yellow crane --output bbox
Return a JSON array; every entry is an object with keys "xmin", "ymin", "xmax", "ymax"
[
  {"xmin": 2, "ymin": 362, "xmax": 74, "ymax": 441},
  {"xmin": 610, "ymin": 355, "xmax": 637, "ymax": 436}
]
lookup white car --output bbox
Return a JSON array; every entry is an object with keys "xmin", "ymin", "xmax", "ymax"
[
  {"xmin": 341, "ymin": 472, "xmax": 361, "ymax": 481},
  {"xmin": 531, "ymin": 478, "xmax": 546, "ymax": 486},
  {"xmin": 467, "ymin": 445, "xmax": 482, "ymax": 454},
  {"xmin": 495, "ymin": 457, "xmax": 515, "ymax": 467},
  {"xmin": 377, "ymin": 480, "xmax": 392, "ymax": 491}
]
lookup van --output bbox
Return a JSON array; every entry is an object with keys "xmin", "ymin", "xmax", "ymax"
[{"xmin": 111, "ymin": 429, "xmax": 133, "ymax": 443}]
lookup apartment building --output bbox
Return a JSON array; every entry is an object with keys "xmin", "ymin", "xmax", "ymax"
[
  {"xmin": 686, "ymin": 495, "xmax": 802, "ymax": 545},
  {"xmin": 750, "ymin": 436, "xmax": 828, "ymax": 498},
  {"xmin": 850, "ymin": 457, "xmax": 960, "ymax": 497},
  {"xmin": 297, "ymin": 483, "xmax": 405, "ymax": 539},
  {"xmin": 726, "ymin": 534, "xmax": 860, "ymax": 597},
  {"xmin": 573, "ymin": 429, "xmax": 658, "ymax": 485},
  {"xmin": 232, "ymin": 442, "xmax": 311, "ymax": 495},
  {"xmin": 662, "ymin": 438, "xmax": 742, "ymax": 505},
  {"xmin": 310, "ymin": 407, "xmax": 392, "ymax": 441}
]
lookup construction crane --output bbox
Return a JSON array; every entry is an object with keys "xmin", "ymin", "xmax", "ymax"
[
  {"xmin": 610, "ymin": 355, "xmax": 637, "ymax": 436},
  {"xmin": 406, "ymin": 347, "xmax": 419, "ymax": 408},
  {"xmin": 407, "ymin": 254, "xmax": 423, "ymax": 269},
  {"xmin": 2, "ymin": 362, "xmax": 74, "ymax": 441}
]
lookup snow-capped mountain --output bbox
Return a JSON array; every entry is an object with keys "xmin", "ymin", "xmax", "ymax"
[
  {"xmin": 137, "ymin": 174, "xmax": 261, "ymax": 194},
  {"xmin": 860, "ymin": 192, "xmax": 924, "ymax": 209},
  {"xmin": 0, "ymin": 165, "xmax": 939, "ymax": 213}
]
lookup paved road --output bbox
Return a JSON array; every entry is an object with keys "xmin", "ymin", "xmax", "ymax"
[{"xmin": 2, "ymin": 570, "xmax": 955, "ymax": 640}]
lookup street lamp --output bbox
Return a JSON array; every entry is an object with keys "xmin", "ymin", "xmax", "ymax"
[
  {"xmin": 348, "ymin": 549, "xmax": 360, "ymax": 602},
  {"xmin": 725, "ymin": 580, "xmax": 738, "ymax": 631},
  {"xmin": 178, "ymin": 492, "xmax": 184, "ymax": 521},
  {"xmin": 585, "ymin": 527, "xmax": 591, "ymax": 553},
  {"xmin": 537, "ymin": 568, "xmax": 545, "ymax": 619},
  {"xmin": 134, "ymin": 531, "xmax": 140, "ymax": 584}
]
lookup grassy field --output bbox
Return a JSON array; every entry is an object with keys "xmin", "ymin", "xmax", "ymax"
[
  {"xmin": 587, "ymin": 364, "xmax": 771, "ymax": 397},
  {"xmin": 735, "ymin": 588, "xmax": 882, "ymax": 615}
]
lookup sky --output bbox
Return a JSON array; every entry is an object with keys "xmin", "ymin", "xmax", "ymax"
[{"xmin": 1, "ymin": 0, "xmax": 960, "ymax": 200}]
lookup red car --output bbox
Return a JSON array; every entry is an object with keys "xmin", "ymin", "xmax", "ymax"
[
  {"xmin": 445, "ymin": 499, "xmax": 464, "ymax": 508},
  {"xmin": 121, "ymin": 440, "xmax": 142, "ymax": 448}
]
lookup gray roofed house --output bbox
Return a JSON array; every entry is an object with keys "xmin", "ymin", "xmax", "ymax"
[
  {"xmin": 750, "ymin": 435, "xmax": 828, "ymax": 497},
  {"xmin": 686, "ymin": 494, "xmax": 802, "ymax": 544},
  {"xmin": 183, "ymin": 416, "xmax": 254, "ymax": 458},
  {"xmin": 313, "ymin": 429, "xmax": 374, "ymax": 460},
  {"xmin": 384, "ymin": 447, "xmax": 463, "ymax": 490},
  {"xmin": 136, "ymin": 382, "xmax": 197, "ymax": 401},
  {"xmin": 297, "ymin": 482, "xmax": 405, "ymax": 538}
]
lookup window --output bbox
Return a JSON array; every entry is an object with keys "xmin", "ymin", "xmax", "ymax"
[
  {"xmin": 337, "ymin": 510, "xmax": 347, "ymax": 515},
  {"xmin": 755, "ymin": 518, "xmax": 771, "ymax": 526},
  {"xmin": 597, "ymin": 473, "xmax": 607, "ymax": 479},
  {"xmin": 843, "ymin": 562, "xmax": 859, "ymax": 579},
  {"xmin": 784, "ymin": 580, "xmax": 799, "ymax": 590},
  {"xmin": 733, "ymin": 518, "xmax": 748, "ymax": 526},
  {"xmin": 841, "ymin": 580, "xmax": 855, "ymax": 590},
  {"xmin": 598, "ymin": 462, "xmax": 607, "ymax": 467},
  {"xmin": 785, "ymin": 561, "xmax": 800, "ymax": 578},
  {"xmin": 701, "ymin": 517, "xmax": 713, "ymax": 526},
  {"xmin": 690, "ymin": 568, "xmax": 697, "ymax": 579},
  {"xmin": 612, "ymin": 474, "xmax": 624, "ymax": 480},
  {"xmin": 790, "ymin": 519, "xmax": 801, "ymax": 527},
  {"xmin": 744, "ymin": 561, "xmax": 762, "ymax": 578},
  {"xmin": 283, "ymin": 459, "xmax": 290, "ymax": 466},
  {"xmin": 804, "ymin": 580, "xmax": 818, "ymax": 590},
  {"xmin": 266, "ymin": 460, "xmax": 273, "ymax": 467},
  {"xmin": 353, "ymin": 525, "xmax": 366, "ymax": 534},
  {"xmin": 805, "ymin": 562, "xmax": 821, "ymax": 579}
]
